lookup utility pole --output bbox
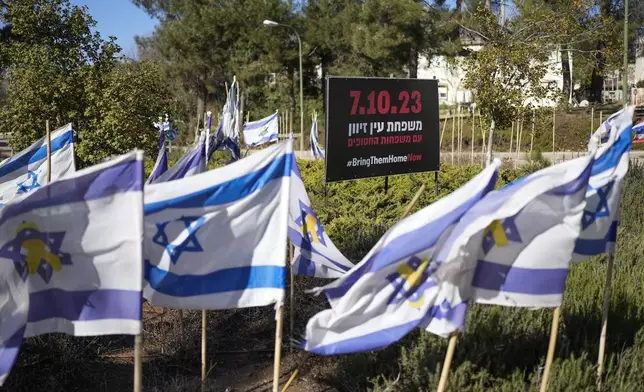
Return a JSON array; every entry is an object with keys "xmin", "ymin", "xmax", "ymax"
[{"xmin": 623, "ymin": 0, "xmax": 629, "ymax": 106}]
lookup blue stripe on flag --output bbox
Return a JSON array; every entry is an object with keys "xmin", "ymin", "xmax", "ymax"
[
  {"xmin": 549, "ymin": 159, "xmax": 594, "ymax": 195},
  {"xmin": 574, "ymin": 221, "xmax": 617, "ymax": 255},
  {"xmin": 302, "ymin": 302, "xmax": 466, "ymax": 355},
  {"xmin": 0, "ymin": 158, "xmax": 143, "ymax": 224},
  {"xmin": 28, "ymin": 289, "xmax": 142, "ymax": 322},
  {"xmin": 472, "ymin": 260, "xmax": 568, "ymax": 295},
  {"xmin": 145, "ymin": 262, "xmax": 285, "ymax": 296},
  {"xmin": 0, "ymin": 159, "xmax": 143, "ymax": 223},
  {"xmin": 0, "ymin": 327, "xmax": 24, "ymax": 379},
  {"xmin": 324, "ymin": 172, "xmax": 498, "ymax": 300},
  {"xmin": 144, "ymin": 153, "xmax": 292, "ymax": 215},
  {"xmin": 295, "ymin": 254, "xmax": 317, "ymax": 276},
  {"xmin": 248, "ymin": 133, "xmax": 278, "ymax": 147},
  {"xmin": 0, "ymin": 129, "xmax": 73, "ymax": 179},
  {"xmin": 592, "ymin": 124, "xmax": 632, "ymax": 176}
]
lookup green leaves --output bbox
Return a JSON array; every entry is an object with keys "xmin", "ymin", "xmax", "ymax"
[{"xmin": 0, "ymin": 0, "xmax": 173, "ymax": 167}]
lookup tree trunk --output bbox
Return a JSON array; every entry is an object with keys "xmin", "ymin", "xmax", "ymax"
[
  {"xmin": 408, "ymin": 45, "xmax": 418, "ymax": 79},
  {"xmin": 562, "ymin": 47, "xmax": 571, "ymax": 103},
  {"xmin": 486, "ymin": 119, "xmax": 495, "ymax": 166}
]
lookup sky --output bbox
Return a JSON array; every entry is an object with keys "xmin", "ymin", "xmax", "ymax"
[{"xmin": 70, "ymin": 0, "xmax": 158, "ymax": 58}]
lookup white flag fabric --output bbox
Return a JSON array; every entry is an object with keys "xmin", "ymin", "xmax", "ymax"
[
  {"xmin": 588, "ymin": 108, "xmax": 625, "ymax": 151},
  {"xmin": 0, "ymin": 151, "xmax": 144, "ymax": 385},
  {"xmin": 243, "ymin": 111, "xmax": 279, "ymax": 147},
  {"xmin": 438, "ymin": 154, "xmax": 594, "ymax": 309},
  {"xmin": 147, "ymin": 122, "xmax": 168, "ymax": 184},
  {"xmin": 143, "ymin": 140, "xmax": 293, "ymax": 309},
  {"xmin": 310, "ymin": 113, "xmax": 325, "ymax": 159},
  {"xmin": 574, "ymin": 106, "xmax": 632, "ymax": 260},
  {"xmin": 301, "ymin": 161, "xmax": 500, "ymax": 355},
  {"xmin": 0, "ymin": 123, "xmax": 75, "ymax": 207},
  {"xmin": 151, "ymin": 131, "xmax": 207, "ymax": 184},
  {"xmin": 288, "ymin": 155, "xmax": 353, "ymax": 278}
]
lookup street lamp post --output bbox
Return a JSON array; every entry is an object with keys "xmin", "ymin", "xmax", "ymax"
[{"xmin": 264, "ymin": 20, "xmax": 304, "ymax": 151}]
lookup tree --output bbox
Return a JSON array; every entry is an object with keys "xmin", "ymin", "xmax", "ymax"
[
  {"xmin": 0, "ymin": 0, "xmax": 173, "ymax": 166},
  {"xmin": 462, "ymin": 4, "xmax": 561, "ymax": 163}
]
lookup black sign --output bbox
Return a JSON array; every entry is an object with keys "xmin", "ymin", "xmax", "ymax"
[{"xmin": 324, "ymin": 76, "xmax": 440, "ymax": 182}]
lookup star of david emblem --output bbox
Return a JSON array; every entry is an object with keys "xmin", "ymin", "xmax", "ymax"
[
  {"xmin": 294, "ymin": 200, "xmax": 326, "ymax": 247},
  {"xmin": 0, "ymin": 221, "xmax": 72, "ymax": 282},
  {"xmin": 153, "ymin": 216, "xmax": 205, "ymax": 264},
  {"xmin": 387, "ymin": 256, "xmax": 437, "ymax": 308},
  {"xmin": 482, "ymin": 216, "xmax": 522, "ymax": 254},
  {"xmin": 582, "ymin": 182, "xmax": 613, "ymax": 230},
  {"xmin": 17, "ymin": 170, "xmax": 41, "ymax": 194}
]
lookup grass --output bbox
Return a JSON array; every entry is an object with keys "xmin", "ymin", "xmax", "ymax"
[{"xmin": 4, "ymin": 159, "xmax": 644, "ymax": 391}]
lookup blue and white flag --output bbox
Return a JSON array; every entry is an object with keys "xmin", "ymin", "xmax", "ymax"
[
  {"xmin": 310, "ymin": 113, "xmax": 325, "ymax": 159},
  {"xmin": 288, "ymin": 155, "xmax": 352, "ymax": 279},
  {"xmin": 0, "ymin": 151, "xmax": 144, "ymax": 385},
  {"xmin": 589, "ymin": 108, "xmax": 626, "ymax": 150},
  {"xmin": 151, "ymin": 131, "xmax": 207, "ymax": 184},
  {"xmin": 633, "ymin": 120, "xmax": 644, "ymax": 142},
  {"xmin": 217, "ymin": 77, "xmax": 241, "ymax": 161},
  {"xmin": 0, "ymin": 123, "xmax": 75, "ymax": 206},
  {"xmin": 438, "ymin": 154, "xmax": 594, "ymax": 309},
  {"xmin": 143, "ymin": 140, "xmax": 293, "ymax": 309},
  {"xmin": 301, "ymin": 161, "xmax": 500, "ymax": 355},
  {"xmin": 147, "ymin": 120, "xmax": 169, "ymax": 184},
  {"xmin": 243, "ymin": 111, "xmax": 279, "ymax": 147},
  {"xmin": 573, "ymin": 107, "xmax": 633, "ymax": 260}
]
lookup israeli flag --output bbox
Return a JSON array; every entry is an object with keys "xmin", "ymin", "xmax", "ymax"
[
  {"xmin": 151, "ymin": 131, "xmax": 207, "ymax": 184},
  {"xmin": 573, "ymin": 107, "xmax": 633, "ymax": 260},
  {"xmin": 288, "ymin": 155, "xmax": 352, "ymax": 278},
  {"xmin": 440, "ymin": 154, "xmax": 594, "ymax": 309},
  {"xmin": 243, "ymin": 111, "xmax": 279, "ymax": 147},
  {"xmin": 301, "ymin": 161, "xmax": 500, "ymax": 355},
  {"xmin": 310, "ymin": 113, "xmax": 325, "ymax": 159},
  {"xmin": 633, "ymin": 121, "xmax": 644, "ymax": 141},
  {"xmin": 0, "ymin": 123, "xmax": 75, "ymax": 206},
  {"xmin": 589, "ymin": 108, "xmax": 626, "ymax": 150},
  {"xmin": 0, "ymin": 151, "xmax": 144, "ymax": 385},
  {"xmin": 147, "ymin": 120, "xmax": 169, "ymax": 184},
  {"xmin": 217, "ymin": 77, "xmax": 241, "ymax": 161},
  {"xmin": 143, "ymin": 140, "xmax": 293, "ymax": 309}
]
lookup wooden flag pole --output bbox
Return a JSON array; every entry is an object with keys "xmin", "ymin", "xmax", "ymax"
[
  {"xmin": 509, "ymin": 121, "xmax": 514, "ymax": 153},
  {"xmin": 451, "ymin": 110, "xmax": 455, "ymax": 164},
  {"xmin": 480, "ymin": 112, "xmax": 486, "ymax": 159},
  {"xmin": 201, "ymin": 309, "xmax": 207, "ymax": 392},
  {"xmin": 289, "ymin": 243, "xmax": 295, "ymax": 352},
  {"xmin": 591, "ymin": 106, "xmax": 595, "ymax": 137},
  {"xmin": 401, "ymin": 184, "xmax": 425, "ymax": 219},
  {"xmin": 597, "ymin": 250, "xmax": 615, "ymax": 386},
  {"xmin": 439, "ymin": 114, "xmax": 448, "ymax": 148},
  {"xmin": 437, "ymin": 333, "xmax": 458, "ymax": 392},
  {"xmin": 134, "ymin": 334, "xmax": 142, "ymax": 392},
  {"xmin": 471, "ymin": 109, "xmax": 475, "ymax": 164},
  {"xmin": 530, "ymin": 109, "xmax": 536, "ymax": 156},
  {"xmin": 552, "ymin": 106, "xmax": 556, "ymax": 156},
  {"xmin": 540, "ymin": 306, "xmax": 562, "ymax": 392},
  {"xmin": 273, "ymin": 304, "xmax": 285, "ymax": 392},
  {"xmin": 45, "ymin": 120, "xmax": 52, "ymax": 183}
]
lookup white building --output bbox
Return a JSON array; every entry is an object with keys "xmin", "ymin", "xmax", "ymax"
[{"xmin": 417, "ymin": 29, "xmax": 564, "ymax": 108}]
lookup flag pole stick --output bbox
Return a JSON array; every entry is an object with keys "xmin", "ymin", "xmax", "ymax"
[
  {"xmin": 201, "ymin": 309, "xmax": 207, "ymax": 392},
  {"xmin": 510, "ymin": 121, "xmax": 514, "ymax": 153},
  {"xmin": 289, "ymin": 243, "xmax": 295, "ymax": 352},
  {"xmin": 437, "ymin": 333, "xmax": 458, "ymax": 392},
  {"xmin": 451, "ymin": 110, "xmax": 455, "ymax": 164},
  {"xmin": 401, "ymin": 184, "xmax": 425, "ymax": 219},
  {"xmin": 439, "ymin": 112, "xmax": 448, "ymax": 148},
  {"xmin": 46, "ymin": 120, "xmax": 51, "ymax": 184},
  {"xmin": 273, "ymin": 304, "xmax": 285, "ymax": 392},
  {"xmin": 540, "ymin": 306, "xmax": 562, "ymax": 392},
  {"xmin": 597, "ymin": 250, "xmax": 615, "ymax": 386},
  {"xmin": 471, "ymin": 109, "xmax": 475, "ymax": 164},
  {"xmin": 133, "ymin": 334, "xmax": 142, "ymax": 392}
]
